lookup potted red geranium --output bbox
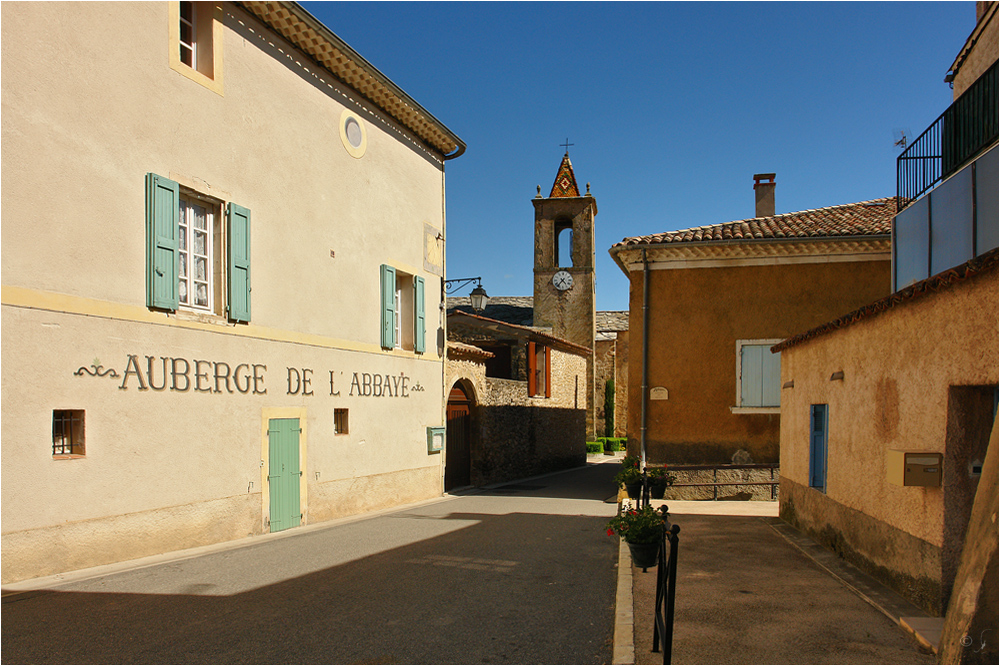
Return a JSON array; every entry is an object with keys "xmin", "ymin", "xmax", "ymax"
[{"xmin": 606, "ymin": 504, "xmax": 667, "ymax": 569}]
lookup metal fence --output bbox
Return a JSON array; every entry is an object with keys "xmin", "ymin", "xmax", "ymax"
[
  {"xmin": 634, "ymin": 475, "xmax": 680, "ymax": 664},
  {"xmin": 898, "ymin": 60, "xmax": 998, "ymax": 209}
]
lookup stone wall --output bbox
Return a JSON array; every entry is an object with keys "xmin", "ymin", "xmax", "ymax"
[
  {"xmin": 595, "ymin": 338, "xmax": 617, "ymax": 438},
  {"xmin": 446, "ymin": 356, "xmax": 487, "ymax": 404},
  {"xmin": 660, "ymin": 466, "xmax": 779, "ymax": 502},
  {"xmin": 472, "ymin": 350, "xmax": 588, "ymax": 486},
  {"xmin": 614, "ymin": 331, "xmax": 629, "ymax": 438}
]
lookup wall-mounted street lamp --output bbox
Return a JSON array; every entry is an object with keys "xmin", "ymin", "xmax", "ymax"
[{"xmin": 444, "ymin": 276, "xmax": 489, "ymax": 312}]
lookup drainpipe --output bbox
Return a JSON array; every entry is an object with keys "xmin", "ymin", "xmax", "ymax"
[{"xmin": 640, "ymin": 247, "xmax": 650, "ymax": 468}]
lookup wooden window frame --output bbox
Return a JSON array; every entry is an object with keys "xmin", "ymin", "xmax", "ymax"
[
  {"xmin": 333, "ymin": 408, "xmax": 349, "ymax": 435},
  {"xmin": 527, "ymin": 341, "xmax": 551, "ymax": 398}
]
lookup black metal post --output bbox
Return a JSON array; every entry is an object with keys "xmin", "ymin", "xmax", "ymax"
[{"xmin": 652, "ymin": 506, "xmax": 680, "ymax": 665}]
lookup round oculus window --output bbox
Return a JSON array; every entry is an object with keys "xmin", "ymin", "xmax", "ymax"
[
  {"xmin": 345, "ymin": 117, "xmax": 363, "ymax": 149},
  {"xmin": 339, "ymin": 109, "xmax": 367, "ymax": 158}
]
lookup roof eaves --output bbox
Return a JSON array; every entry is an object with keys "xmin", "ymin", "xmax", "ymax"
[
  {"xmin": 448, "ymin": 311, "xmax": 592, "ymax": 356},
  {"xmin": 239, "ymin": 1, "xmax": 466, "ymax": 159},
  {"xmin": 946, "ymin": 2, "xmax": 998, "ymax": 82},
  {"xmin": 611, "ymin": 198, "xmax": 895, "ymax": 249}
]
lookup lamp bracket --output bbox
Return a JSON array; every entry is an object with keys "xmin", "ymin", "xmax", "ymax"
[{"xmin": 444, "ymin": 276, "xmax": 483, "ymax": 294}]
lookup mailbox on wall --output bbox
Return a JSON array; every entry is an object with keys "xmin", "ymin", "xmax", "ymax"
[
  {"xmin": 426, "ymin": 426, "xmax": 445, "ymax": 454},
  {"xmin": 887, "ymin": 450, "xmax": 943, "ymax": 487}
]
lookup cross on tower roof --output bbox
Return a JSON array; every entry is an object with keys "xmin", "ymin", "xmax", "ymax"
[{"xmin": 560, "ymin": 138, "xmax": 574, "ymax": 155}]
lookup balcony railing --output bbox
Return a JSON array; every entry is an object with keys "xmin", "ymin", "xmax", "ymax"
[{"xmin": 897, "ymin": 60, "xmax": 997, "ymax": 210}]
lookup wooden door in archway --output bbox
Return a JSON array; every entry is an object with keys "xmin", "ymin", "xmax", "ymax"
[{"xmin": 445, "ymin": 384, "xmax": 472, "ymax": 490}]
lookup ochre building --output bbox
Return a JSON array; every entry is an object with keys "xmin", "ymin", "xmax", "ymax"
[
  {"xmin": 610, "ymin": 178, "xmax": 895, "ymax": 465},
  {"xmin": 777, "ymin": 3, "xmax": 998, "ymax": 653}
]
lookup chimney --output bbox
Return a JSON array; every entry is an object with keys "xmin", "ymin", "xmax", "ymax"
[{"xmin": 753, "ymin": 173, "xmax": 775, "ymax": 218}]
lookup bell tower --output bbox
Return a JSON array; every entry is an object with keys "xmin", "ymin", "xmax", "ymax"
[{"xmin": 532, "ymin": 151, "xmax": 598, "ymax": 436}]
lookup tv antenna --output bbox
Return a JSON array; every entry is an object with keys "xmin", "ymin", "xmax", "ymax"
[{"xmin": 892, "ymin": 128, "xmax": 910, "ymax": 151}]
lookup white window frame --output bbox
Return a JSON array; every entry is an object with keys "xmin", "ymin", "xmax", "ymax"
[
  {"xmin": 179, "ymin": 1, "xmax": 196, "ymax": 67},
  {"xmin": 177, "ymin": 192, "xmax": 217, "ymax": 314},
  {"xmin": 731, "ymin": 338, "xmax": 783, "ymax": 414},
  {"xmin": 168, "ymin": 1, "xmax": 224, "ymax": 95}
]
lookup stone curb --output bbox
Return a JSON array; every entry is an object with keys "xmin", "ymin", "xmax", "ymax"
[{"xmin": 612, "ymin": 538, "xmax": 635, "ymax": 664}]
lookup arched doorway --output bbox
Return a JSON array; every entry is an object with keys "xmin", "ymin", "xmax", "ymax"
[{"xmin": 445, "ymin": 382, "xmax": 473, "ymax": 490}]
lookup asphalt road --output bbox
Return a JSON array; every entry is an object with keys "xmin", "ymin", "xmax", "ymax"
[{"xmin": 2, "ymin": 461, "xmax": 621, "ymax": 664}]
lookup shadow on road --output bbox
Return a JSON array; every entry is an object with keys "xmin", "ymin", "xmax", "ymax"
[
  {"xmin": 2, "ymin": 509, "xmax": 617, "ymax": 665},
  {"xmin": 448, "ymin": 459, "xmax": 620, "ymax": 502}
]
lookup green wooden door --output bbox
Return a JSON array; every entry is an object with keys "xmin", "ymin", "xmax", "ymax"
[{"xmin": 268, "ymin": 418, "xmax": 301, "ymax": 532}]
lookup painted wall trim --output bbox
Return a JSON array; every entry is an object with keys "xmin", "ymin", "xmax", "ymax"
[
  {"xmin": 627, "ymin": 251, "xmax": 891, "ymax": 272},
  {"xmin": 2, "ymin": 285, "xmax": 443, "ymax": 362}
]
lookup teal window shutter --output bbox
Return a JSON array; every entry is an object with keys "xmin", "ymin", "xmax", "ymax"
[
  {"xmin": 145, "ymin": 173, "xmax": 179, "ymax": 311},
  {"xmin": 380, "ymin": 264, "xmax": 396, "ymax": 349},
  {"xmin": 414, "ymin": 276, "xmax": 426, "ymax": 353},
  {"xmin": 227, "ymin": 203, "xmax": 251, "ymax": 322}
]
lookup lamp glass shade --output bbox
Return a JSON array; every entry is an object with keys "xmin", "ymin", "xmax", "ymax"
[{"xmin": 469, "ymin": 285, "xmax": 489, "ymax": 312}]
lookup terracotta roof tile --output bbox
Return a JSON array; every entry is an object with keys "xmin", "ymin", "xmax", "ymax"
[
  {"xmin": 549, "ymin": 153, "xmax": 581, "ymax": 198},
  {"xmin": 613, "ymin": 197, "xmax": 896, "ymax": 249}
]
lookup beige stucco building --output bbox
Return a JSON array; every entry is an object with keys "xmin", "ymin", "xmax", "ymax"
[
  {"xmin": 776, "ymin": 4, "xmax": 998, "ymax": 651},
  {"xmin": 1, "ymin": 1, "xmax": 465, "ymax": 583}
]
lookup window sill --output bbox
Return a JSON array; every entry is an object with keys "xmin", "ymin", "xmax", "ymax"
[
  {"xmin": 172, "ymin": 309, "xmax": 231, "ymax": 326},
  {"xmin": 52, "ymin": 454, "xmax": 86, "ymax": 460},
  {"xmin": 730, "ymin": 406, "xmax": 781, "ymax": 415}
]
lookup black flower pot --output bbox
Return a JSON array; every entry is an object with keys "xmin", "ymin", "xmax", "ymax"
[
  {"xmin": 627, "ymin": 541, "xmax": 660, "ymax": 569},
  {"xmin": 650, "ymin": 482, "xmax": 667, "ymax": 499},
  {"xmin": 624, "ymin": 482, "xmax": 642, "ymax": 499}
]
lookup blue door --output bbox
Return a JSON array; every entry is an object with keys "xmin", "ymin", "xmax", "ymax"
[{"xmin": 809, "ymin": 405, "xmax": 828, "ymax": 492}]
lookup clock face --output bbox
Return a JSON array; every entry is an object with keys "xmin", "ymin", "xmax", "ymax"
[{"xmin": 552, "ymin": 270, "xmax": 574, "ymax": 291}]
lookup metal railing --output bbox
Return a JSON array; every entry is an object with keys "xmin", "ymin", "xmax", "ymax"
[
  {"xmin": 897, "ymin": 60, "xmax": 998, "ymax": 210},
  {"xmin": 634, "ymin": 474, "xmax": 680, "ymax": 665},
  {"xmin": 653, "ymin": 516, "xmax": 680, "ymax": 665}
]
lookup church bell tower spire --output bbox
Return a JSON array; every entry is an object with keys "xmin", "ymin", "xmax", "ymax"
[{"xmin": 532, "ymin": 151, "xmax": 598, "ymax": 436}]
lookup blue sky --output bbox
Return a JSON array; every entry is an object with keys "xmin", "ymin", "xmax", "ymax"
[{"xmin": 303, "ymin": 1, "xmax": 974, "ymax": 311}]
